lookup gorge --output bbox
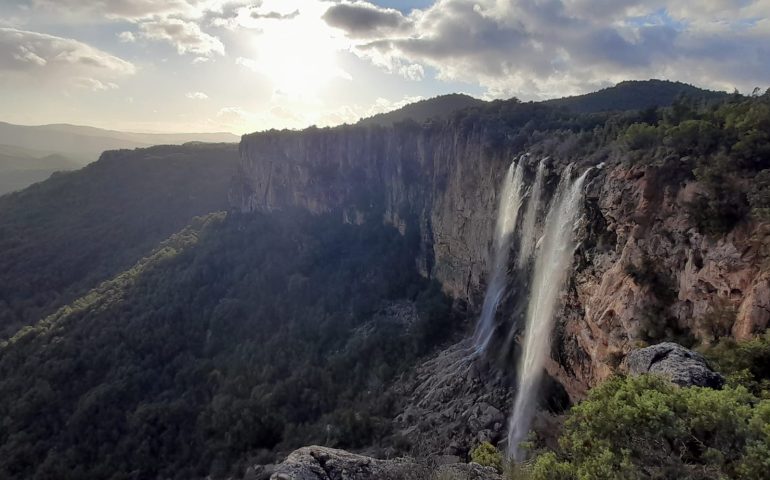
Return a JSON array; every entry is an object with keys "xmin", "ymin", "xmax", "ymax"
[{"xmin": 1, "ymin": 82, "xmax": 769, "ymax": 480}]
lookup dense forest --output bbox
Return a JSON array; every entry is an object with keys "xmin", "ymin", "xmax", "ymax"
[
  {"xmin": 0, "ymin": 210, "xmax": 454, "ymax": 479},
  {"xmin": 0, "ymin": 143, "xmax": 238, "ymax": 338}
]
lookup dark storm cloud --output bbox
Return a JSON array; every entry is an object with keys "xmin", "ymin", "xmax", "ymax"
[{"xmin": 323, "ymin": 2, "xmax": 411, "ymax": 38}]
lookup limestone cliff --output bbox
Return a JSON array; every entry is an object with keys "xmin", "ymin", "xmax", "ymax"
[{"xmin": 232, "ymin": 122, "xmax": 770, "ymax": 399}]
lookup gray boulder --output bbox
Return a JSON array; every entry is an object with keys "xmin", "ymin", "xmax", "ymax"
[
  {"xmin": 269, "ymin": 446, "xmax": 502, "ymax": 480},
  {"xmin": 626, "ymin": 342, "xmax": 724, "ymax": 388}
]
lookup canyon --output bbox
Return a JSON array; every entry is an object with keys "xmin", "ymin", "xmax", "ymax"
[{"xmin": 231, "ymin": 113, "xmax": 770, "ymax": 404}]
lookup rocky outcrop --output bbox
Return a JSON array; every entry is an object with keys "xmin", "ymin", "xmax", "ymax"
[
  {"xmin": 626, "ymin": 342, "xmax": 725, "ymax": 388},
  {"xmin": 389, "ymin": 342, "xmax": 513, "ymax": 458},
  {"xmin": 553, "ymin": 159, "xmax": 769, "ymax": 397},
  {"xmin": 268, "ymin": 446, "xmax": 501, "ymax": 480}
]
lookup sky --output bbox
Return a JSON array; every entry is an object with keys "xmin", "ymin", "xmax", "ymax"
[{"xmin": 0, "ymin": 0, "xmax": 768, "ymax": 134}]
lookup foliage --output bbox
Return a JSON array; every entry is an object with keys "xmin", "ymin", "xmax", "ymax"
[
  {"xmin": 748, "ymin": 169, "xmax": 770, "ymax": 221},
  {"xmin": 624, "ymin": 123, "xmax": 660, "ymax": 150},
  {"xmin": 470, "ymin": 441, "xmax": 503, "ymax": 472},
  {"xmin": 0, "ymin": 143, "xmax": 238, "ymax": 338},
  {"xmin": 0, "ymin": 210, "xmax": 456, "ymax": 480},
  {"xmin": 704, "ymin": 331, "xmax": 770, "ymax": 398},
  {"xmin": 543, "ymin": 79, "xmax": 727, "ymax": 114},
  {"xmin": 530, "ymin": 375, "xmax": 770, "ymax": 480},
  {"xmin": 687, "ymin": 154, "xmax": 749, "ymax": 235}
]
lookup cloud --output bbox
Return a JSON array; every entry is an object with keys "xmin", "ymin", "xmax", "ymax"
[
  {"xmin": 139, "ymin": 18, "xmax": 225, "ymax": 56},
  {"xmin": 323, "ymin": 2, "xmax": 411, "ymax": 37},
  {"xmin": 324, "ymin": 0, "xmax": 770, "ymax": 98},
  {"xmin": 0, "ymin": 27, "xmax": 135, "ymax": 86},
  {"xmin": 251, "ymin": 9, "xmax": 299, "ymax": 20},
  {"xmin": 73, "ymin": 77, "xmax": 120, "ymax": 91},
  {"xmin": 117, "ymin": 31, "xmax": 135, "ymax": 42},
  {"xmin": 235, "ymin": 56, "xmax": 258, "ymax": 71},
  {"xmin": 29, "ymin": 0, "xmax": 200, "ymax": 20},
  {"xmin": 185, "ymin": 91, "xmax": 208, "ymax": 99}
]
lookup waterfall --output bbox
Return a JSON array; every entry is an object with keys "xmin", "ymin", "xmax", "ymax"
[
  {"xmin": 471, "ymin": 159, "xmax": 525, "ymax": 354},
  {"xmin": 517, "ymin": 160, "xmax": 545, "ymax": 269},
  {"xmin": 506, "ymin": 165, "xmax": 590, "ymax": 461}
]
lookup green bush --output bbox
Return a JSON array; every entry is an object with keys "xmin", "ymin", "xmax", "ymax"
[
  {"xmin": 531, "ymin": 375, "xmax": 770, "ymax": 480},
  {"xmin": 704, "ymin": 331, "xmax": 770, "ymax": 397},
  {"xmin": 687, "ymin": 154, "xmax": 749, "ymax": 234},
  {"xmin": 624, "ymin": 123, "xmax": 660, "ymax": 150},
  {"xmin": 664, "ymin": 119, "xmax": 720, "ymax": 156},
  {"xmin": 748, "ymin": 169, "xmax": 770, "ymax": 221},
  {"xmin": 470, "ymin": 441, "xmax": 503, "ymax": 472}
]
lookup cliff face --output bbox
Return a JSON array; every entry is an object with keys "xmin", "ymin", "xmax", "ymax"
[
  {"xmin": 233, "ymin": 124, "xmax": 517, "ymax": 301},
  {"xmin": 556, "ymin": 159, "xmax": 770, "ymax": 396},
  {"xmin": 232, "ymin": 125, "xmax": 770, "ymax": 397}
]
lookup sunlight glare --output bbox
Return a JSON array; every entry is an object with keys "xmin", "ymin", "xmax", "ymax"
[{"xmin": 241, "ymin": 0, "xmax": 350, "ymax": 98}]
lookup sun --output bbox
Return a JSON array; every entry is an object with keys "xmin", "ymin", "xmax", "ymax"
[{"xmin": 241, "ymin": 1, "xmax": 351, "ymax": 98}]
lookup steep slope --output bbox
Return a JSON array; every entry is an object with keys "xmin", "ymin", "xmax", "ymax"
[
  {"xmin": 0, "ymin": 143, "xmax": 238, "ymax": 338},
  {"xmin": 0, "ymin": 211, "xmax": 454, "ymax": 480}
]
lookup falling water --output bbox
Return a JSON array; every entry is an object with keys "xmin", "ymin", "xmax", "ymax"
[
  {"xmin": 471, "ymin": 160, "xmax": 525, "ymax": 354},
  {"xmin": 506, "ymin": 165, "xmax": 590, "ymax": 461},
  {"xmin": 516, "ymin": 160, "xmax": 545, "ymax": 269}
]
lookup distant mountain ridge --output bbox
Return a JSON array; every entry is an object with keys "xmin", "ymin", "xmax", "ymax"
[
  {"xmin": 354, "ymin": 80, "xmax": 731, "ymax": 129},
  {"xmin": 0, "ymin": 122, "xmax": 239, "ymax": 194},
  {"xmin": 0, "ymin": 121, "xmax": 239, "ymax": 164},
  {"xmin": 542, "ymin": 79, "xmax": 729, "ymax": 113}
]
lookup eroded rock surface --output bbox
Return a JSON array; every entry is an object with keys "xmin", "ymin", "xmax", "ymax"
[
  {"xmin": 268, "ymin": 446, "xmax": 501, "ymax": 480},
  {"xmin": 389, "ymin": 342, "xmax": 513, "ymax": 458}
]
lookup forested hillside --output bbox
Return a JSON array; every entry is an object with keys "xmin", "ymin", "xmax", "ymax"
[
  {"xmin": 0, "ymin": 211, "xmax": 453, "ymax": 480},
  {"xmin": 0, "ymin": 143, "xmax": 238, "ymax": 338}
]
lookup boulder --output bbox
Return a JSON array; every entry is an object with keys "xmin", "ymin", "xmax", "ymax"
[
  {"xmin": 270, "ymin": 446, "xmax": 428, "ymax": 480},
  {"xmin": 626, "ymin": 342, "xmax": 724, "ymax": 388},
  {"xmin": 269, "ymin": 446, "xmax": 502, "ymax": 480}
]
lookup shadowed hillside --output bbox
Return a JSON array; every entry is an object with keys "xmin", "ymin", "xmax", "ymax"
[{"xmin": 0, "ymin": 142, "xmax": 238, "ymax": 338}]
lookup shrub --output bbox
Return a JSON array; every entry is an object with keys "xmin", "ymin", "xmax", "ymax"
[
  {"xmin": 470, "ymin": 441, "xmax": 503, "ymax": 472},
  {"xmin": 624, "ymin": 123, "xmax": 660, "ymax": 150},
  {"xmin": 531, "ymin": 374, "xmax": 770, "ymax": 479},
  {"xmin": 748, "ymin": 169, "xmax": 770, "ymax": 221},
  {"xmin": 687, "ymin": 154, "xmax": 749, "ymax": 234},
  {"xmin": 703, "ymin": 331, "xmax": 770, "ymax": 397}
]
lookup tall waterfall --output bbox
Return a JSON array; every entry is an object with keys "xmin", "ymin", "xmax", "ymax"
[
  {"xmin": 471, "ymin": 160, "xmax": 525, "ymax": 354},
  {"xmin": 517, "ymin": 160, "xmax": 545, "ymax": 268},
  {"xmin": 506, "ymin": 165, "xmax": 590, "ymax": 461}
]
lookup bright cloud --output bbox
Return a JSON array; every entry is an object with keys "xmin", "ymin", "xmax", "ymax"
[
  {"xmin": 0, "ymin": 27, "xmax": 135, "ymax": 86},
  {"xmin": 139, "ymin": 18, "xmax": 225, "ymax": 56},
  {"xmin": 186, "ymin": 91, "xmax": 208, "ymax": 100}
]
